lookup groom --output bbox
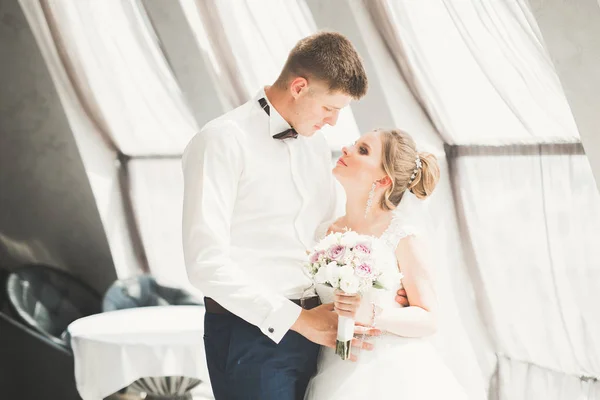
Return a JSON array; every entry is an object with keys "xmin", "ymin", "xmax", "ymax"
[{"xmin": 182, "ymin": 32, "xmax": 408, "ymax": 399}]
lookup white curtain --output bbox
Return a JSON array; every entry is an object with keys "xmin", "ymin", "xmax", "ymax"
[
  {"xmin": 29, "ymin": 0, "xmax": 198, "ymax": 155},
  {"xmin": 128, "ymin": 158, "xmax": 202, "ymax": 294},
  {"xmin": 20, "ymin": 0, "xmax": 198, "ymax": 282},
  {"xmin": 338, "ymin": 2, "xmax": 492, "ymax": 398},
  {"xmin": 450, "ymin": 146, "xmax": 600, "ymax": 399},
  {"xmin": 179, "ymin": 0, "xmax": 361, "ymax": 150},
  {"xmin": 368, "ymin": 0, "xmax": 600, "ymax": 398},
  {"xmin": 369, "ymin": 0, "xmax": 579, "ymax": 145}
]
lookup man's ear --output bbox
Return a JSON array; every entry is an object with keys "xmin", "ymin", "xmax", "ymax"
[{"xmin": 289, "ymin": 76, "xmax": 308, "ymax": 99}]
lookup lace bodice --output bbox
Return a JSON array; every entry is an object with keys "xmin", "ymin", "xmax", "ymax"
[
  {"xmin": 379, "ymin": 211, "xmax": 418, "ymax": 250},
  {"xmin": 315, "ymin": 211, "xmax": 418, "ymax": 324}
]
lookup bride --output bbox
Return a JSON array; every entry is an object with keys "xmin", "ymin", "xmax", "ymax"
[{"xmin": 304, "ymin": 128, "xmax": 468, "ymax": 399}]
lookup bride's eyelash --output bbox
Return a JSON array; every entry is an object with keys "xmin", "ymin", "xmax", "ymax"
[{"xmin": 350, "ymin": 141, "xmax": 368, "ymax": 155}]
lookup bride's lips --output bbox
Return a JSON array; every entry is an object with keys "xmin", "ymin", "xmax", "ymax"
[{"xmin": 337, "ymin": 158, "xmax": 347, "ymax": 167}]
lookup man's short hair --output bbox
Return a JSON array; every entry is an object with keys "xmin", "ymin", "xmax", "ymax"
[{"xmin": 277, "ymin": 31, "xmax": 368, "ymax": 99}]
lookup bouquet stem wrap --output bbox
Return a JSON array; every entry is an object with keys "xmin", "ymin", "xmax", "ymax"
[{"xmin": 336, "ymin": 315, "xmax": 354, "ymax": 360}]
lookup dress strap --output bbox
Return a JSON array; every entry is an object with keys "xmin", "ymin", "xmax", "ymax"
[{"xmin": 379, "ymin": 211, "xmax": 418, "ymax": 250}]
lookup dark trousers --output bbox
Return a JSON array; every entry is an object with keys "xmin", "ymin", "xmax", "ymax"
[{"xmin": 204, "ymin": 312, "xmax": 320, "ymax": 400}]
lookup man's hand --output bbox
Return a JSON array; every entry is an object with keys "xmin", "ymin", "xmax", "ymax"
[
  {"xmin": 291, "ymin": 303, "xmax": 338, "ymax": 348},
  {"xmin": 395, "ymin": 288, "xmax": 409, "ymax": 307},
  {"xmin": 347, "ymin": 323, "xmax": 381, "ymax": 361},
  {"xmin": 291, "ymin": 302, "xmax": 381, "ymax": 361}
]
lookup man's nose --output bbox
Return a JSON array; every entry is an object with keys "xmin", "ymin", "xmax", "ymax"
[{"xmin": 324, "ymin": 110, "xmax": 340, "ymax": 127}]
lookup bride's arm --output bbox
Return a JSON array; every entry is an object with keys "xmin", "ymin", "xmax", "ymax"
[{"xmin": 375, "ymin": 235, "xmax": 438, "ymax": 337}]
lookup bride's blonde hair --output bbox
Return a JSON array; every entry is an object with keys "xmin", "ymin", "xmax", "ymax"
[{"xmin": 377, "ymin": 129, "xmax": 440, "ymax": 210}]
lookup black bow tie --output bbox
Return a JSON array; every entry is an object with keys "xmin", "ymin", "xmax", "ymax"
[{"xmin": 258, "ymin": 98, "xmax": 298, "ymax": 140}]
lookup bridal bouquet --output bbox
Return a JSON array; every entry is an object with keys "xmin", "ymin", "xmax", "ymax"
[{"xmin": 304, "ymin": 230, "xmax": 396, "ymax": 360}]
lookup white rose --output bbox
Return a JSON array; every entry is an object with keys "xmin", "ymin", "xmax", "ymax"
[
  {"xmin": 340, "ymin": 274, "xmax": 360, "ymax": 294},
  {"xmin": 325, "ymin": 261, "xmax": 341, "ymax": 287},
  {"xmin": 314, "ymin": 266, "xmax": 329, "ymax": 284},
  {"xmin": 340, "ymin": 230, "xmax": 360, "ymax": 248},
  {"xmin": 315, "ymin": 233, "xmax": 339, "ymax": 252},
  {"xmin": 338, "ymin": 264, "xmax": 355, "ymax": 280}
]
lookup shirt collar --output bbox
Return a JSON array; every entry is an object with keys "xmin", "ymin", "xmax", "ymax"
[{"xmin": 254, "ymin": 87, "xmax": 293, "ymax": 139}]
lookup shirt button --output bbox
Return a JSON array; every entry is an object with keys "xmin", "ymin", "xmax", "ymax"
[{"xmin": 268, "ymin": 327, "xmax": 274, "ymax": 334}]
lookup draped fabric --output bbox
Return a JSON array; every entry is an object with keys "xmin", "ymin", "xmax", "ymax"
[
  {"xmin": 366, "ymin": 0, "xmax": 579, "ymax": 145},
  {"xmin": 20, "ymin": 0, "xmax": 198, "ymax": 281},
  {"xmin": 179, "ymin": 0, "xmax": 361, "ymax": 149},
  {"xmin": 22, "ymin": 0, "xmax": 197, "ymax": 156},
  {"xmin": 366, "ymin": 1, "xmax": 600, "ymax": 398},
  {"xmin": 449, "ymin": 145, "xmax": 600, "ymax": 399}
]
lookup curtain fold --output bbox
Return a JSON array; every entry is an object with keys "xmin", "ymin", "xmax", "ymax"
[
  {"xmin": 128, "ymin": 159, "xmax": 202, "ymax": 292},
  {"xmin": 31, "ymin": 0, "xmax": 198, "ymax": 156},
  {"xmin": 20, "ymin": 0, "xmax": 200, "ymax": 279},
  {"xmin": 179, "ymin": 0, "xmax": 361, "ymax": 149},
  {"xmin": 340, "ymin": 2, "xmax": 493, "ymax": 398},
  {"xmin": 365, "ymin": 1, "xmax": 599, "ymax": 399},
  {"xmin": 449, "ymin": 147, "xmax": 600, "ymax": 400},
  {"xmin": 494, "ymin": 354, "xmax": 600, "ymax": 400},
  {"xmin": 365, "ymin": 0, "xmax": 579, "ymax": 145}
]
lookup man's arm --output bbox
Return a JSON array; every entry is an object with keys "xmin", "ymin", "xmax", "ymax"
[{"xmin": 182, "ymin": 123, "xmax": 300, "ymax": 344}]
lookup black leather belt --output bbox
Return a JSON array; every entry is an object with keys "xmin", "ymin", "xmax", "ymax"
[{"xmin": 204, "ymin": 296, "xmax": 321, "ymax": 315}]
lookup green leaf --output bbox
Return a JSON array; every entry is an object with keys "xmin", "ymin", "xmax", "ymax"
[{"xmin": 373, "ymin": 281, "xmax": 386, "ymax": 290}]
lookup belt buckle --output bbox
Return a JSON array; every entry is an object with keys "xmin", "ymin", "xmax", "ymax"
[
  {"xmin": 300, "ymin": 284, "xmax": 316, "ymax": 309},
  {"xmin": 300, "ymin": 297, "xmax": 307, "ymax": 309}
]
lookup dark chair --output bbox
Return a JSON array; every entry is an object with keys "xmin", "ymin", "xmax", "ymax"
[
  {"xmin": 5, "ymin": 264, "xmax": 102, "ymax": 348},
  {"xmin": 0, "ymin": 268, "xmax": 9, "ymax": 310},
  {"xmin": 0, "ymin": 311, "xmax": 82, "ymax": 399},
  {"xmin": 102, "ymin": 275, "xmax": 204, "ymax": 400},
  {"xmin": 102, "ymin": 274, "xmax": 202, "ymax": 312}
]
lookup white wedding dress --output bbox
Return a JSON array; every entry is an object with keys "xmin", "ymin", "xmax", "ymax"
[{"xmin": 304, "ymin": 213, "xmax": 468, "ymax": 400}]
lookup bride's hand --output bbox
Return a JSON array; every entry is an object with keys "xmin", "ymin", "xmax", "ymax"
[{"xmin": 333, "ymin": 289, "xmax": 361, "ymax": 319}]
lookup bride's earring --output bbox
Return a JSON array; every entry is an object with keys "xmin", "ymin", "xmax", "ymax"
[{"xmin": 364, "ymin": 182, "xmax": 377, "ymax": 219}]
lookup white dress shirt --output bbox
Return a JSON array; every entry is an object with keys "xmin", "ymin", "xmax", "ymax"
[{"xmin": 182, "ymin": 88, "xmax": 339, "ymax": 343}]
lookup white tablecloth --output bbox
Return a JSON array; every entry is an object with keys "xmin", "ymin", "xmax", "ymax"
[{"xmin": 68, "ymin": 306, "xmax": 209, "ymax": 400}]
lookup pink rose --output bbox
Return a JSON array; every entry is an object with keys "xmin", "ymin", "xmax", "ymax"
[
  {"xmin": 354, "ymin": 243, "xmax": 371, "ymax": 254},
  {"xmin": 356, "ymin": 263, "xmax": 374, "ymax": 278},
  {"xmin": 327, "ymin": 244, "xmax": 346, "ymax": 261},
  {"xmin": 309, "ymin": 250, "xmax": 324, "ymax": 264}
]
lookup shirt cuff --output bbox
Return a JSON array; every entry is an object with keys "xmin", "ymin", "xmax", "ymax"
[{"xmin": 259, "ymin": 299, "xmax": 303, "ymax": 344}]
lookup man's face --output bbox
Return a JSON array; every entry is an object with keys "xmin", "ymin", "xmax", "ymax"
[{"xmin": 288, "ymin": 78, "xmax": 353, "ymax": 137}]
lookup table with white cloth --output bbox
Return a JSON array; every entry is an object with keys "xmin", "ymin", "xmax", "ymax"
[{"xmin": 68, "ymin": 305, "xmax": 210, "ymax": 400}]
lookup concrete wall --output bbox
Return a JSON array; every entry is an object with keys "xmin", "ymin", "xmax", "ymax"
[
  {"xmin": 529, "ymin": 0, "xmax": 600, "ymax": 190},
  {"xmin": 142, "ymin": 0, "xmax": 226, "ymax": 127},
  {"xmin": 0, "ymin": 0, "xmax": 116, "ymax": 293}
]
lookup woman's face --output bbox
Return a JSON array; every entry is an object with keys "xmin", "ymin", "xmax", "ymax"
[{"xmin": 333, "ymin": 131, "xmax": 387, "ymax": 191}]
